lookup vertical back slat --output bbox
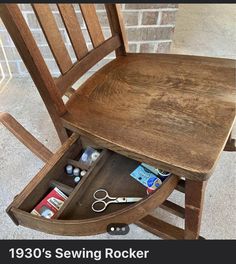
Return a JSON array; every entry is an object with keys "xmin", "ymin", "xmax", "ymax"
[
  {"xmin": 32, "ymin": 4, "xmax": 72, "ymax": 74},
  {"xmin": 0, "ymin": 4, "xmax": 68, "ymax": 143},
  {"xmin": 105, "ymin": 4, "xmax": 128, "ymax": 56},
  {"xmin": 79, "ymin": 4, "xmax": 105, "ymax": 48},
  {"xmin": 57, "ymin": 4, "xmax": 88, "ymax": 60}
]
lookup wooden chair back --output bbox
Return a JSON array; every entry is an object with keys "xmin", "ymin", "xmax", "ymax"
[{"xmin": 0, "ymin": 4, "xmax": 128, "ymax": 142}]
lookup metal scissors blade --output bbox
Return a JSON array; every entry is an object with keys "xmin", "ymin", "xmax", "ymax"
[
  {"xmin": 116, "ymin": 197, "xmax": 142, "ymax": 202},
  {"xmin": 92, "ymin": 189, "xmax": 143, "ymax": 213}
]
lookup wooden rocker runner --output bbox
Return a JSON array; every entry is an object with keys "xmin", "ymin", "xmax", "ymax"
[{"xmin": 0, "ymin": 4, "xmax": 235, "ymax": 239}]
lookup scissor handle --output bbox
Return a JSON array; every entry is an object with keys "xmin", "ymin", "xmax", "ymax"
[
  {"xmin": 93, "ymin": 189, "xmax": 109, "ymax": 200},
  {"xmin": 92, "ymin": 200, "xmax": 108, "ymax": 213}
]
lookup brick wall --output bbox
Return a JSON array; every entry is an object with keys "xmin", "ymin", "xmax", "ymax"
[{"xmin": 0, "ymin": 4, "xmax": 178, "ymax": 77}]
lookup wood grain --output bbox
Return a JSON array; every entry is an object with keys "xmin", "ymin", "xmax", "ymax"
[
  {"xmin": 160, "ymin": 200, "xmax": 185, "ymax": 219},
  {"xmin": 62, "ymin": 53, "xmax": 236, "ymax": 181},
  {"xmin": 2, "ymin": 4, "xmax": 234, "ymax": 240},
  {"xmin": 105, "ymin": 4, "xmax": 128, "ymax": 55},
  {"xmin": 137, "ymin": 214, "xmax": 205, "ymax": 240},
  {"xmin": 55, "ymin": 35, "xmax": 121, "ymax": 94},
  {"xmin": 137, "ymin": 215, "xmax": 184, "ymax": 240},
  {"xmin": 80, "ymin": 4, "xmax": 105, "ymax": 47},
  {"xmin": 0, "ymin": 112, "xmax": 53, "ymax": 162},
  {"xmin": 175, "ymin": 179, "xmax": 185, "ymax": 193},
  {"xmin": 184, "ymin": 180, "xmax": 207, "ymax": 239},
  {"xmin": 58, "ymin": 4, "xmax": 88, "ymax": 60},
  {"xmin": 224, "ymin": 133, "xmax": 236, "ymax": 151},
  {"xmin": 50, "ymin": 180, "xmax": 74, "ymax": 196},
  {"xmin": 6, "ymin": 133, "xmax": 80, "ymax": 214},
  {"xmin": 0, "ymin": 4, "xmax": 68, "ymax": 143},
  {"xmin": 32, "ymin": 4, "xmax": 73, "ymax": 74},
  {"xmin": 8, "ymin": 175, "xmax": 178, "ymax": 236}
]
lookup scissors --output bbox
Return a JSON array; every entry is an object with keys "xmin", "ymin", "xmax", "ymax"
[{"xmin": 92, "ymin": 189, "xmax": 143, "ymax": 213}]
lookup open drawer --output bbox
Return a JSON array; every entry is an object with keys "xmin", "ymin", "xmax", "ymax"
[{"xmin": 7, "ymin": 133, "xmax": 179, "ymax": 236}]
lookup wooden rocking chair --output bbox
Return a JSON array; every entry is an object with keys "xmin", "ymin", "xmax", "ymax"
[{"xmin": 0, "ymin": 3, "xmax": 235, "ymax": 239}]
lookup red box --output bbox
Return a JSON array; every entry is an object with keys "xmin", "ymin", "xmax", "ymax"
[{"xmin": 31, "ymin": 187, "xmax": 68, "ymax": 219}]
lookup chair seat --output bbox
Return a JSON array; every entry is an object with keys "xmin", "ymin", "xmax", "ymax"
[{"xmin": 62, "ymin": 53, "xmax": 236, "ymax": 181}]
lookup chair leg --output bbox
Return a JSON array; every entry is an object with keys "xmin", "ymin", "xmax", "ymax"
[{"xmin": 184, "ymin": 179, "xmax": 207, "ymax": 239}]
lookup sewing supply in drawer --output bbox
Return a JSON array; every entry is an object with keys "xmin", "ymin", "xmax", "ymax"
[
  {"xmin": 130, "ymin": 165, "xmax": 162, "ymax": 188},
  {"xmin": 31, "ymin": 187, "xmax": 68, "ymax": 219},
  {"xmin": 141, "ymin": 163, "xmax": 171, "ymax": 181},
  {"xmin": 73, "ymin": 167, "xmax": 80, "ymax": 177},
  {"xmin": 65, "ymin": 164, "xmax": 73, "ymax": 175},
  {"xmin": 146, "ymin": 178, "xmax": 162, "ymax": 195},
  {"xmin": 80, "ymin": 170, "xmax": 87, "ymax": 177},
  {"xmin": 78, "ymin": 146, "xmax": 100, "ymax": 169},
  {"xmin": 91, "ymin": 189, "xmax": 142, "ymax": 213}
]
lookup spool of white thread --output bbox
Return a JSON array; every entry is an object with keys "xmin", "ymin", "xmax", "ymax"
[
  {"xmin": 80, "ymin": 170, "xmax": 87, "ymax": 177},
  {"xmin": 73, "ymin": 168, "xmax": 80, "ymax": 177},
  {"xmin": 91, "ymin": 151, "xmax": 100, "ymax": 161},
  {"xmin": 65, "ymin": 164, "xmax": 73, "ymax": 175},
  {"xmin": 74, "ymin": 176, "xmax": 81, "ymax": 183}
]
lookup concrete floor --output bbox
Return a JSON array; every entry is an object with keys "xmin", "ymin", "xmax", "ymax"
[{"xmin": 0, "ymin": 5, "xmax": 235, "ymax": 239}]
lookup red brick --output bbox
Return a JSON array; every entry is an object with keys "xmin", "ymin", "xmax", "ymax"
[
  {"xmin": 161, "ymin": 11, "xmax": 177, "ymax": 25},
  {"xmin": 125, "ymin": 4, "xmax": 178, "ymax": 9},
  {"xmin": 128, "ymin": 43, "xmax": 137, "ymax": 52},
  {"xmin": 142, "ymin": 11, "xmax": 159, "ymax": 25},
  {"xmin": 156, "ymin": 42, "xmax": 172, "ymax": 53},
  {"xmin": 123, "ymin": 12, "xmax": 139, "ymax": 26},
  {"xmin": 127, "ymin": 27, "xmax": 174, "ymax": 41},
  {"xmin": 140, "ymin": 43, "xmax": 156, "ymax": 53}
]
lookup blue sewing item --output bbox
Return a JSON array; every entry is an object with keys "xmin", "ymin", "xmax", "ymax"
[
  {"xmin": 141, "ymin": 163, "xmax": 171, "ymax": 181},
  {"xmin": 130, "ymin": 165, "xmax": 159, "ymax": 187}
]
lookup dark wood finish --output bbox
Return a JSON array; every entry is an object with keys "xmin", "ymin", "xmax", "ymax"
[
  {"xmin": 224, "ymin": 133, "xmax": 236, "ymax": 151},
  {"xmin": 59, "ymin": 152, "xmax": 143, "ymax": 220},
  {"xmin": 32, "ymin": 4, "xmax": 73, "ymax": 74},
  {"xmin": 184, "ymin": 180, "xmax": 207, "ymax": 239},
  {"xmin": 50, "ymin": 180, "xmax": 73, "ymax": 196},
  {"xmin": 64, "ymin": 87, "xmax": 76, "ymax": 98},
  {"xmin": 67, "ymin": 158, "xmax": 90, "ymax": 171},
  {"xmin": 55, "ymin": 35, "xmax": 121, "ymax": 94},
  {"xmin": 7, "ymin": 132, "xmax": 179, "ymax": 235},
  {"xmin": 0, "ymin": 4, "xmax": 127, "ymax": 142},
  {"xmin": 175, "ymin": 179, "xmax": 185, "ymax": 193},
  {"xmin": 137, "ymin": 215, "xmax": 184, "ymax": 240},
  {"xmin": 80, "ymin": 4, "xmax": 104, "ymax": 47},
  {"xmin": 57, "ymin": 4, "xmax": 88, "ymax": 60},
  {"xmin": 160, "ymin": 200, "xmax": 185, "ymax": 219},
  {"xmin": 0, "ymin": 112, "xmax": 53, "ymax": 162},
  {"xmin": 62, "ymin": 53, "xmax": 236, "ymax": 181},
  {"xmin": 6, "ymin": 133, "xmax": 80, "ymax": 216},
  {"xmin": 9, "ymin": 174, "xmax": 178, "ymax": 236},
  {"xmin": 1, "ymin": 4, "xmax": 235, "ymax": 239},
  {"xmin": 56, "ymin": 149, "xmax": 112, "ymax": 219},
  {"xmin": 137, "ymin": 215, "xmax": 205, "ymax": 240},
  {"xmin": 0, "ymin": 4, "xmax": 68, "ymax": 143}
]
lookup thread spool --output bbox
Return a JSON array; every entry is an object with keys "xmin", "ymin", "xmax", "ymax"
[
  {"xmin": 80, "ymin": 170, "xmax": 87, "ymax": 177},
  {"xmin": 65, "ymin": 164, "xmax": 73, "ymax": 175},
  {"xmin": 73, "ymin": 167, "xmax": 80, "ymax": 177},
  {"xmin": 157, "ymin": 169, "xmax": 171, "ymax": 177},
  {"xmin": 91, "ymin": 152, "xmax": 100, "ymax": 161},
  {"xmin": 147, "ymin": 177, "xmax": 162, "ymax": 195},
  {"xmin": 157, "ymin": 169, "xmax": 171, "ymax": 181},
  {"xmin": 74, "ymin": 176, "xmax": 81, "ymax": 183}
]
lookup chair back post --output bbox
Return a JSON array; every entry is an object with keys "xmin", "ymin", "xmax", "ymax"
[
  {"xmin": 0, "ymin": 4, "xmax": 128, "ymax": 143},
  {"xmin": 0, "ymin": 4, "xmax": 68, "ymax": 143},
  {"xmin": 105, "ymin": 4, "xmax": 128, "ymax": 56}
]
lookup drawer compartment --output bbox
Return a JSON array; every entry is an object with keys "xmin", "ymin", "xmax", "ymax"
[{"xmin": 7, "ymin": 133, "xmax": 179, "ymax": 236}]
